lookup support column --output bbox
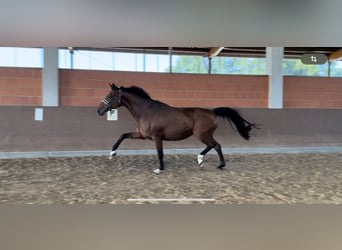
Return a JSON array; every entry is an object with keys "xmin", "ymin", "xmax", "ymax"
[
  {"xmin": 42, "ymin": 48, "xmax": 59, "ymax": 106},
  {"xmin": 266, "ymin": 47, "xmax": 283, "ymax": 109}
]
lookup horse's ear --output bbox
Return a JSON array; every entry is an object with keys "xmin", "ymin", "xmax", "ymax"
[{"xmin": 108, "ymin": 83, "xmax": 117, "ymax": 90}]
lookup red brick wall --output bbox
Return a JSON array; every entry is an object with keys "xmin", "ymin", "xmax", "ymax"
[
  {"xmin": 0, "ymin": 67, "xmax": 41, "ymax": 105},
  {"xmin": 1, "ymin": 68, "xmax": 342, "ymax": 109},
  {"xmin": 59, "ymin": 70, "xmax": 268, "ymax": 108},
  {"xmin": 284, "ymin": 76, "xmax": 342, "ymax": 108}
]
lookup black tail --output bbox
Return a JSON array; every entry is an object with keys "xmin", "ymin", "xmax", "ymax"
[{"xmin": 213, "ymin": 107, "xmax": 259, "ymax": 140}]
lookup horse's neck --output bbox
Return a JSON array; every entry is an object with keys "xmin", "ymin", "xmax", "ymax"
[{"xmin": 121, "ymin": 93, "xmax": 150, "ymax": 121}]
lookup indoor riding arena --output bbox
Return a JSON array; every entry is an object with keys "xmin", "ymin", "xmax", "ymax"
[{"xmin": 1, "ymin": 47, "xmax": 342, "ymax": 204}]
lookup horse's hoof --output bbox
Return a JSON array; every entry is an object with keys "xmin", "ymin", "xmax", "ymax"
[
  {"xmin": 153, "ymin": 169, "xmax": 162, "ymax": 175},
  {"xmin": 197, "ymin": 154, "xmax": 204, "ymax": 168},
  {"xmin": 217, "ymin": 164, "xmax": 226, "ymax": 170},
  {"xmin": 108, "ymin": 150, "xmax": 116, "ymax": 159}
]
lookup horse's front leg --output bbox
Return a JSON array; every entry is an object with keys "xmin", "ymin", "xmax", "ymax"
[
  {"xmin": 109, "ymin": 132, "xmax": 143, "ymax": 159},
  {"xmin": 152, "ymin": 137, "xmax": 164, "ymax": 175}
]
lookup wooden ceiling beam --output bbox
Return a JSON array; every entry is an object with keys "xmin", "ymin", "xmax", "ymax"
[
  {"xmin": 208, "ymin": 47, "xmax": 225, "ymax": 58},
  {"xmin": 328, "ymin": 48, "xmax": 342, "ymax": 62}
]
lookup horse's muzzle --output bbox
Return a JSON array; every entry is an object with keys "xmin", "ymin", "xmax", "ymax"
[{"xmin": 97, "ymin": 109, "xmax": 105, "ymax": 116}]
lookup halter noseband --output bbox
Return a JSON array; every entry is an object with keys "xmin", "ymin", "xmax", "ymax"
[{"xmin": 101, "ymin": 88, "xmax": 122, "ymax": 108}]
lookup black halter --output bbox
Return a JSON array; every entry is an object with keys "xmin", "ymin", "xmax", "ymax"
[{"xmin": 101, "ymin": 88, "xmax": 122, "ymax": 108}]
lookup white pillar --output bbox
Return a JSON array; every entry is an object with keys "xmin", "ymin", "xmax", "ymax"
[
  {"xmin": 42, "ymin": 48, "xmax": 59, "ymax": 106},
  {"xmin": 266, "ymin": 47, "xmax": 283, "ymax": 109}
]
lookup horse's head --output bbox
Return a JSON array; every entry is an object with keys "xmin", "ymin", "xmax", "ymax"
[{"xmin": 97, "ymin": 83, "xmax": 122, "ymax": 116}]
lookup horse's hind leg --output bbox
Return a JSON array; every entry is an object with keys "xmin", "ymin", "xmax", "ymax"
[
  {"xmin": 213, "ymin": 141, "xmax": 226, "ymax": 169},
  {"xmin": 198, "ymin": 136, "xmax": 226, "ymax": 169},
  {"xmin": 198, "ymin": 145, "xmax": 213, "ymax": 168},
  {"xmin": 197, "ymin": 134, "xmax": 216, "ymax": 168}
]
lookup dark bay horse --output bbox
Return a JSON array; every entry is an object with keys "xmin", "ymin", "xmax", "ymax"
[{"xmin": 97, "ymin": 83, "xmax": 258, "ymax": 174}]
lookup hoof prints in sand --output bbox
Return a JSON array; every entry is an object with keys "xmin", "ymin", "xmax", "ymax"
[{"xmin": 1, "ymin": 153, "xmax": 342, "ymax": 204}]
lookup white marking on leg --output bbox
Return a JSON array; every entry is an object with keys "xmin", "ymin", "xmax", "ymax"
[
  {"xmin": 109, "ymin": 150, "xmax": 116, "ymax": 159},
  {"xmin": 153, "ymin": 169, "xmax": 162, "ymax": 175},
  {"xmin": 197, "ymin": 154, "xmax": 204, "ymax": 168}
]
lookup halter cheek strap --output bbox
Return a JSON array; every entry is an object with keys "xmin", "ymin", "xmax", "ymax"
[{"xmin": 118, "ymin": 88, "xmax": 122, "ymax": 105}]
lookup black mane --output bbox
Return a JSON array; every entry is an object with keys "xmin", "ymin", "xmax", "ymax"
[{"xmin": 122, "ymin": 86, "xmax": 152, "ymax": 100}]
